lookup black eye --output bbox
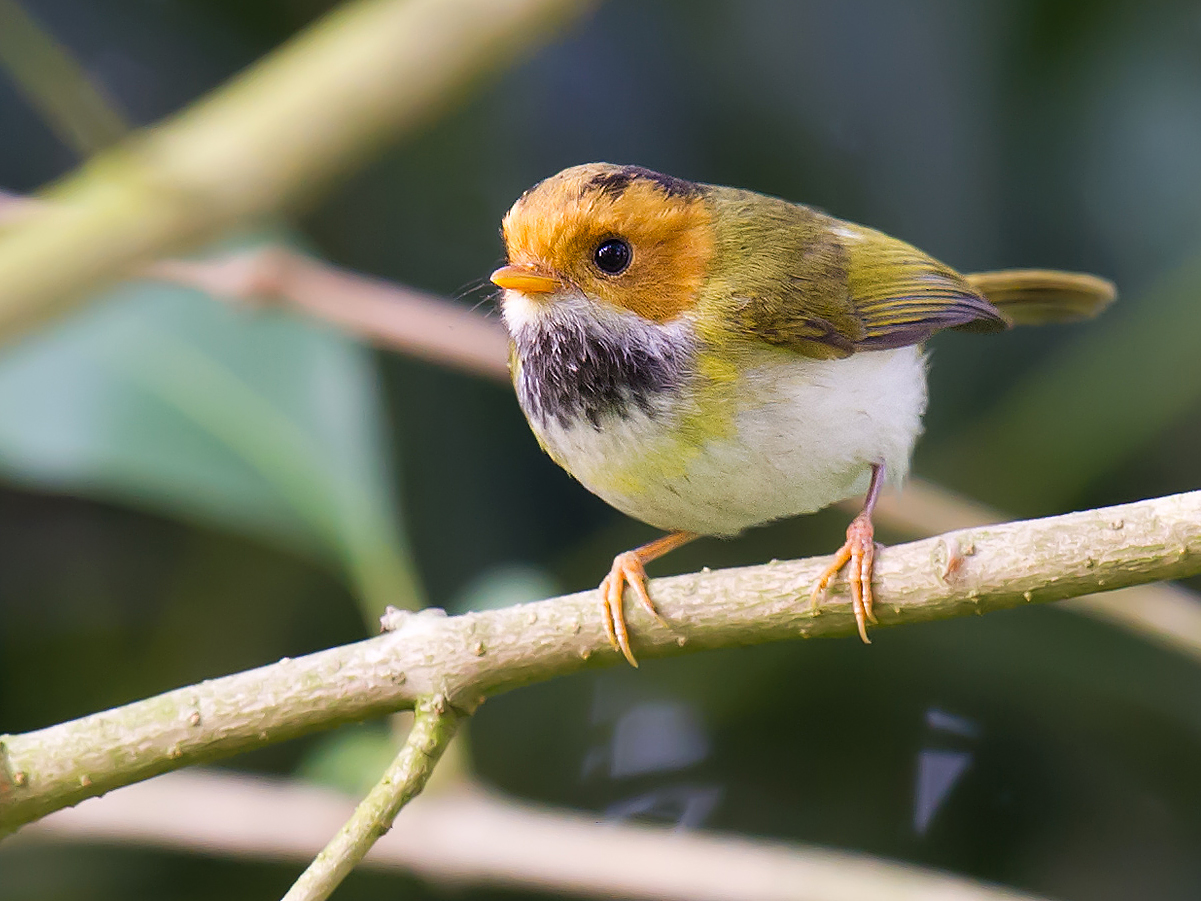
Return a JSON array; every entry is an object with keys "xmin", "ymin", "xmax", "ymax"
[{"xmin": 593, "ymin": 238, "xmax": 632, "ymax": 275}]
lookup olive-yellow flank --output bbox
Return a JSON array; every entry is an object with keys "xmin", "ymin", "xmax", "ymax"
[{"xmin": 491, "ymin": 163, "xmax": 1115, "ymax": 665}]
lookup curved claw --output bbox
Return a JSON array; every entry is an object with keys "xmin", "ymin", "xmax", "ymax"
[
  {"xmin": 600, "ymin": 551, "xmax": 669, "ymax": 667},
  {"xmin": 809, "ymin": 514, "xmax": 878, "ymax": 643}
]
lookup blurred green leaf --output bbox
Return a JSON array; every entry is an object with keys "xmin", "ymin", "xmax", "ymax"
[
  {"xmin": 450, "ymin": 562, "xmax": 560, "ymax": 613},
  {"xmin": 0, "ymin": 254, "xmax": 422, "ymax": 621}
]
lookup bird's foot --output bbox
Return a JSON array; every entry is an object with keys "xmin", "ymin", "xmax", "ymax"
[
  {"xmin": 600, "ymin": 550, "xmax": 670, "ymax": 668},
  {"xmin": 810, "ymin": 513, "xmax": 879, "ymax": 643}
]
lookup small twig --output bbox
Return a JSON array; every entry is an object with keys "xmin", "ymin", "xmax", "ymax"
[
  {"xmin": 281, "ymin": 696, "xmax": 462, "ymax": 901},
  {"xmin": 3, "ymin": 489, "xmax": 1200, "ymax": 835}
]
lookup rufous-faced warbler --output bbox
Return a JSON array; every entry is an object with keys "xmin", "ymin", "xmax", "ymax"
[{"xmin": 490, "ymin": 163, "xmax": 1115, "ymax": 665}]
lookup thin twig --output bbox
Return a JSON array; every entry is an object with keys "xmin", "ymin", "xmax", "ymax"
[
  {"xmin": 21, "ymin": 770, "xmax": 1050, "ymax": 901},
  {"xmin": 3, "ymin": 489, "xmax": 1200, "ymax": 835},
  {"xmin": 281, "ymin": 696, "xmax": 462, "ymax": 901}
]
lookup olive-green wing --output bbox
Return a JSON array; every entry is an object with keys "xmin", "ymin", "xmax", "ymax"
[
  {"xmin": 842, "ymin": 223, "xmax": 1007, "ymax": 350},
  {"xmin": 709, "ymin": 190, "xmax": 1007, "ymax": 360},
  {"xmin": 709, "ymin": 193, "xmax": 867, "ymax": 360}
]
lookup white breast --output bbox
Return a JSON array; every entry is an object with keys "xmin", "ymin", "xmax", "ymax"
[
  {"xmin": 535, "ymin": 344, "xmax": 928, "ymax": 536},
  {"xmin": 502, "ymin": 287, "xmax": 928, "ymax": 537}
]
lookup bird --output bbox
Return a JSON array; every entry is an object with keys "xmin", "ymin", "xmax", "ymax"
[{"xmin": 490, "ymin": 163, "xmax": 1115, "ymax": 666}]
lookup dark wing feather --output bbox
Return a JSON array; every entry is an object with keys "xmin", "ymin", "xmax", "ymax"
[{"xmin": 845, "ymin": 224, "xmax": 1008, "ymax": 348}]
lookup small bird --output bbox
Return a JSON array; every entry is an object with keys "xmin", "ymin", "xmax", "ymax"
[{"xmin": 491, "ymin": 163, "xmax": 1114, "ymax": 665}]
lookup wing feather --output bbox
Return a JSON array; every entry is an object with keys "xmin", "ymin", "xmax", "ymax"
[
  {"xmin": 845, "ymin": 225, "xmax": 1007, "ymax": 348},
  {"xmin": 705, "ymin": 190, "xmax": 1006, "ymax": 359}
]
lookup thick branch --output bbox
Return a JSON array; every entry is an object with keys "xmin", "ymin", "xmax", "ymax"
[
  {"xmin": 3, "ymin": 489, "xmax": 1200, "ymax": 835},
  {"xmin": 281, "ymin": 697, "xmax": 462, "ymax": 901}
]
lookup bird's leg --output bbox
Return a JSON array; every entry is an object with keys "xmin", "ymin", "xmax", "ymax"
[
  {"xmin": 810, "ymin": 462, "xmax": 885, "ymax": 644},
  {"xmin": 600, "ymin": 530, "xmax": 698, "ymax": 667}
]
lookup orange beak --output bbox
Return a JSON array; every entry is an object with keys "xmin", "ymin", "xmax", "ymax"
[{"xmin": 490, "ymin": 264, "xmax": 559, "ymax": 295}]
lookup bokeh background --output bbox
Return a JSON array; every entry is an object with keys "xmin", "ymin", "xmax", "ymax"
[{"xmin": 3, "ymin": 0, "xmax": 1201, "ymax": 898}]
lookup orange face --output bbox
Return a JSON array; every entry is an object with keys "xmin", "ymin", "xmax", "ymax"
[{"xmin": 493, "ymin": 164, "xmax": 716, "ymax": 323}]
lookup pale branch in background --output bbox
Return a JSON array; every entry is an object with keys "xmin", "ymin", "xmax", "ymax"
[
  {"xmin": 281, "ymin": 697, "xmax": 462, "ymax": 901},
  {"xmin": 3, "ymin": 489, "xmax": 1200, "ymax": 836},
  {"xmin": 21, "ymin": 770, "xmax": 1051, "ymax": 901},
  {"xmin": 0, "ymin": 0, "xmax": 593, "ymax": 342},
  {"xmin": 147, "ymin": 248, "xmax": 512, "ymax": 381}
]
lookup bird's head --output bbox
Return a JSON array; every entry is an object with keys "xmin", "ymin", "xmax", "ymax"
[{"xmin": 492, "ymin": 164, "xmax": 715, "ymax": 330}]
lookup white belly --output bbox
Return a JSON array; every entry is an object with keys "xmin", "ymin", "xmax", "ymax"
[{"xmin": 534, "ymin": 345, "xmax": 928, "ymax": 535}]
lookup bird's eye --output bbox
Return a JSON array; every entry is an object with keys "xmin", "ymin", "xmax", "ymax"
[{"xmin": 593, "ymin": 238, "xmax": 632, "ymax": 275}]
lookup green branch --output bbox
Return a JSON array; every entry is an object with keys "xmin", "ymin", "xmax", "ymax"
[{"xmin": 281, "ymin": 697, "xmax": 463, "ymax": 901}]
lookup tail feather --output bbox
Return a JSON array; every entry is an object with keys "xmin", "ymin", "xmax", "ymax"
[{"xmin": 965, "ymin": 269, "xmax": 1116, "ymax": 326}]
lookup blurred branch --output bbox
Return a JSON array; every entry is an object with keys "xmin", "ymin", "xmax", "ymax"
[
  {"xmin": 147, "ymin": 248, "xmax": 511, "ymax": 381},
  {"xmin": 21, "ymin": 770, "xmax": 1050, "ymax": 901},
  {"xmin": 0, "ymin": 0, "xmax": 592, "ymax": 342},
  {"xmin": 0, "ymin": 0, "xmax": 129, "ymax": 153},
  {"xmin": 282, "ymin": 697, "xmax": 462, "ymax": 901},
  {"xmin": 3, "ymin": 489, "xmax": 1200, "ymax": 835},
  {"xmin": 0, "ymin": 197, "xmax": 513, "ymax": 379}
]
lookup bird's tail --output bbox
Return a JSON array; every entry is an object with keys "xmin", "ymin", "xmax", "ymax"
[{"xmin": 965, "ymin": 269, "xmax": 1116, "ymax": 326}]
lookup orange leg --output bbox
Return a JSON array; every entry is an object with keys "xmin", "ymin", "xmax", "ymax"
[
  {"xmin": 600, "ymin": 530, "xmax": 697, "ymax": 667},
  {"xmin": 810, "ymin": 463, "xmax": 885, "ymax": 644}
]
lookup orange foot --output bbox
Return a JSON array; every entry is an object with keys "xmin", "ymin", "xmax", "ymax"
[
  {"xmin": 599, "ymin": 530, "xmax": 697, "ymax": 667},
  {"xmin": 810, "ymin": 512, "xmax": 879, "ymax": 643},
  {"xmin": 600, "ymin": 552, "xmax": 668, "ymax": 667}
]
